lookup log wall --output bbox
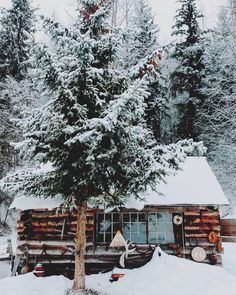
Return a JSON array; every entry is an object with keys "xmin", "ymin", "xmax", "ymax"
[
  {"xmin": 183, "ymin": 207, "xmax": 222, "ymax": 265},
  {"xmin": 221, "ymin": 218, "xmax": 236, "ymax": 243},
  {"xmin": 15, "ymin": 205, "xmax": 223, "ymax": 276}
]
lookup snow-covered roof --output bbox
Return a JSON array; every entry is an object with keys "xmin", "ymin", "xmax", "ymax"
[
  {"xmin": 9, "ymin": 194, "xmax": 64, "ymax": 210},
  {"xmin": 9, "ymin": 157, "xmax": 229, "ymax": 211},
  {"xmin": 124, "ymin": 157, "xmax": 229, "ymax": 209}
]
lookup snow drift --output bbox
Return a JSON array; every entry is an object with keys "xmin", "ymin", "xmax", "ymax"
[{"xmin": 1, "ymin": 247, "xmax": 236, "ymax": 295}]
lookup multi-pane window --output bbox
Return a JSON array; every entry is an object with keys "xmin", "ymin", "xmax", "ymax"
[
  {"xmin": 148, "ymin": 212, "xmax": 175, "ymax": 244},
  {"xmin": 122, "ymin": 213, "xmax": 146, "ymax": 243},
  {"xmin": 97, "ymin": 213, "xmax": 120, "ymax": 243},
  {"xmin": 96, "ymin": 212, "xmax": 175, "ymax": 244}
]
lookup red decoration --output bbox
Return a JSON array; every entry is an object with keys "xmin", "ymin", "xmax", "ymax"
[
  {"xmin": 216, "ymin": 240, "xmax": 223, "ymax": 253},
  {"xmin": 139, "ymin": 67, "xmax": 146, "ymax": 78},
  {"xmin": 80, "ymin": 10, "xmax": 91, "ymax": 20},
  {"xmin": 110, "ymin": 273, "xmax": 125, "ymax": 282},
  {"xmin": 33, "ymin": 263, "xmax": 45, "ymax": 277}
]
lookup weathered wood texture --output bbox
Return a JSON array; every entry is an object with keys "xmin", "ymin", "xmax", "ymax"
[
  {"xmin": 17, "ymin": 209, "xmax": 94, "ymax": 244},
  {"xmin": 16, "ymin": 206, "xmax": 223, "ymax": 275},
  {"xmin": 182, "ymin": 207, "xmax": 222, "ymax": 266},
  {"xmin": 221, "ymin": 219, "xmax": 236, "ymax": 238}
]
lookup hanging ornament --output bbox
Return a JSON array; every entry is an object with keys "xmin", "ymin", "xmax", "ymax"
[
  {"xmin": 216, "ymin": 240, "xmax": 223, "ymax": 253},
  {"xmin": 173, "ymin": 214, "xmax": 183, "ymax": 225},
  {"xmin": 139, "ymin": 67, "xmax": 146, "ymax": 78},
  {"xmin": 208, "ymin": 231, "xmax": 219, "ymax": 244}
]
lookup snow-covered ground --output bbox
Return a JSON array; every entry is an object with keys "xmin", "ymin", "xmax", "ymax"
[
  {"xmin": 0, "ymin": 234, "xmax": 11, "ymax": 280},
  {"xmin": 0, "ymin": 246, "xmax": 236, "ymax": 295},
  {"xmin": 222, "ymin": 243, "xmax": 236, "ymax": 277},
  {"xmin": 0, "ymin": 261, "xmax": 11, "ymax": 280}
]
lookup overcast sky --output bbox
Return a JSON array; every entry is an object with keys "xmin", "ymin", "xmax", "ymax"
[{"xmin": 1, "ymin": 0, "xmax": 228, "ymax": 42}]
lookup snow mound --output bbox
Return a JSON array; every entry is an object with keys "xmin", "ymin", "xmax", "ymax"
[
  {"xmin": 0, "ymin": 273, "xmax": 71, "ymax": 295},
  {"xmin": 0, "ymin": 248, "xmax": 236, "ymax": 295},
  {"xmin": 222, "ymin": 243, "xmax": 236, "ymax": 277},
  {"xmin": 87, "ymin": 248, "xmax": 236, "ymax": 295}
]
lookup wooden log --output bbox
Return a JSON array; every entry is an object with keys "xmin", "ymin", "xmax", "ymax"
[
  {"xmin": 185, "ymin": 233, "xmax": 208, "ymax": 238},
  {"xmin": 17, "ymin": 240, "xmax": 76, "ymax": 246},
  {"xmin": 221, "ymin": 219, "xmax": 236, "ymax": 237},
  {"xmin": 184, "ymin": 212, "xmax": 201, "ymax": 217},
  {"xmin": 186, "ymin": 218, "xmax": 219, "ymax": 225},
  {"xmin": 17, "ymin": 224, "xmax": 94, "ymax": 232},
  {"xmin": 18, "ymin": 235, "xmax": 92, "ymax": 241},
  {"xmin": 184, "ymin": 226, "xmax": 220, "ymax": 232},
  {"xmin": 29, "ymin": 211, "xmax": 94, "ymax": 219},
  {"xmin": 201, "ymin": 217, "xmax": 219, "ymax": 224},
  {"xmin": 201, "ymin": 212, "xmax": 219, "ymax": 217},
  {"xmin": 221, "ymin": 236, "xmax": 236, "ymax": 243},
  {"xmin": 185, "ymin": 240, "xmax": 217, "ymax": 247}
]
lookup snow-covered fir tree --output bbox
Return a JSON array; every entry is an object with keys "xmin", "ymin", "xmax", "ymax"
[
  {"xmin": 170, "ymin": 0, "xmax": 204, "ymax": 140},
  {"xmin": 197, "ymin": 9, "xmax": 236, "ymax": 214},
  {"xmin": 0, "ymin": 0, "xmax": 36, "ymax": 204},
  {"xmin": 0, "ymin": 0, "xmax": 35, "ymax": 80},
  {"xmin": 127, "ymin": 0, "xmax": 159, "ymax": 66},
  {"xmin": 2, "ymin": 0, "xmax": 205, "ymax": 292},
  {"xmin": 0, "ymin": 91, "xmax": 14, "ymax": 204},
  {"xmin": 121, "ymin": 0, "xmax": 166, "ymax": 141},
  {"xmin": 0, "ymin": 77, "xmax": 43, "ymax": 206}
]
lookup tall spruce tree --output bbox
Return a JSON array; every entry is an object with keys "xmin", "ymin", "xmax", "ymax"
[
  {"xmin": 123, "ymin": 0, "xmax": 166, "ymax": 141},
  {"xmin": 0, "ymin": 0, "xmax": 36, "ymax": 204},
  {"xmin": 0, "ymin": 0, "xmax": 35, "ymax": 80},
  {"xmin": 129, "ymin": 0, "xmax": 159, "ymax": 65},
  {"xmin": 2, "ymin": 0, "xmax": 205, "ymax": 292},
  {"xmin": 170, "ymin": 0, "xmax": 204, "ymax": 140},
  {"xmin": 0, "ymin": 92, "xmax": 14, "ymax": 204},
  {"xmin": 197, "ymin": 11, "xmax": 236, "ymax": 213}
]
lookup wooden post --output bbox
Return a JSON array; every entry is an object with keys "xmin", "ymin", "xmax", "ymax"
[{"xmin": 72, "ymin": 200, "xmax": 87, "ymax": 292}]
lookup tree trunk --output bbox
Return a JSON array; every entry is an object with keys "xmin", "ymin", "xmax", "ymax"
[{"xmin": 72, "ymin": 200, "xmax": 87, "ymax": 292}]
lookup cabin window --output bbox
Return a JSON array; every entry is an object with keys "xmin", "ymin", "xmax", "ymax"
[
  {"xmin": 148, "ymin": 212, "xmax": 175, "ymax": 244},
  {"xmin": 97, "ymin": 213, "xmax": 120, "ymax": 243},
  {"xmin": 122, "ymin": 213, "xmax": 147, "ymax": 243},
  {"xmin": 96, "ymin": 212, "xmax": 175, "ymax": 244}
]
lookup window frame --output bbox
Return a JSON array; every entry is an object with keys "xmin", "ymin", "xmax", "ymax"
[
  {"xmin": 148, "ymin": 212, "xmax": 175, "ymax": 244},
  {"xmin": 96, "ymin": 211, "xmax": 176, "ymax": 245}
]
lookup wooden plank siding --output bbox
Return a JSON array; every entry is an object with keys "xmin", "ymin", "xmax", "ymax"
[
  {"xmin": 15, "ymin": 205, "xmax": 223, "ymax": 275},
  {"xmin": 221, "ymin": 219, "xmax": 236, "ymax": 242}
]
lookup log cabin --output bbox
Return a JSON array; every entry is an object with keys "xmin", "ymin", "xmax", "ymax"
[{"xmin": 9, "ymin": 157, "xmax": 229, "ymax": 277}]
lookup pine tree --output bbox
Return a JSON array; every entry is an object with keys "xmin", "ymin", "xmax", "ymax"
[
  {"xmin": 170, "ymin": 0, "xmax": 204, "ymax": 140},
  {"xmin": 128, "ymin": 0, "xmax": 159, "ymax": 66},
  {"xmin": 0, "ymin": 0, "xmax": 36, "ymax": 204},
  {"xmin": 0, "ymin": 93, "xmax": 14, "ymax": 185},
  {"xmin": 197, "ymin": 10, "xmax": 236, "ymax": 213},
  {"xmin": 0, "ymin": 77, "xmax": 42, "ymax": 205},
  {"xmin": 2, "ymin": 1, "xmax": 205, "ymax": 292},
  {"xmin": 0, "ymin": 0, "xmax": 35, "ymax": 80},
  {"xmin": 122, "ymin": 0, "xmax": 166, "ymax": 141}
]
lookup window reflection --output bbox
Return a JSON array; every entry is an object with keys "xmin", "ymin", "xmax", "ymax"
[
  {"xmin": 122, "ymin": 213, "xmax": 147, "ymax": 243},
  {"xmin": 148, "ymin": 212, "xmax": 175, "ymax": 244},
  {"xmin": 97, "ymin": 212, "xmax": 175, "ymax": 244}
]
